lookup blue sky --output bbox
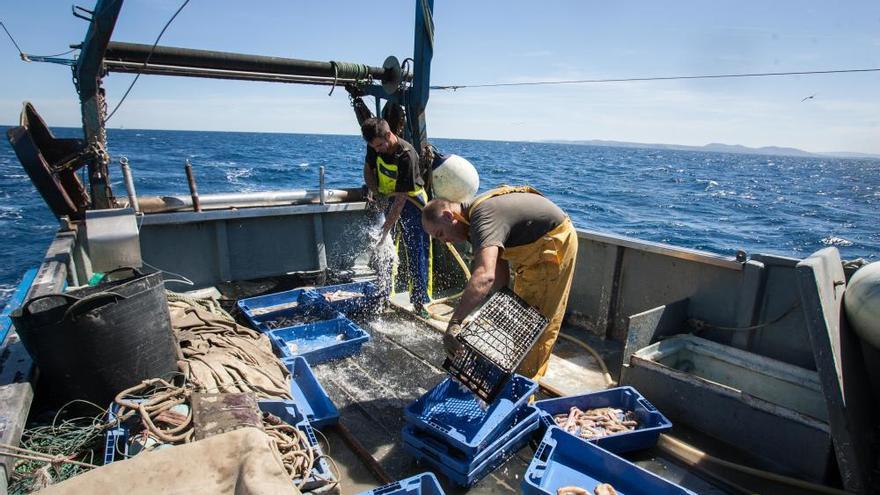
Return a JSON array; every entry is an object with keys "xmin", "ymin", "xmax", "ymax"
[{"xmin": 1, "ymin": 1, "xmax": 879, "ymax": 153}]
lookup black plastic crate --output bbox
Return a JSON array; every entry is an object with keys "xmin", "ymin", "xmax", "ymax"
[{"xmin": 443, "ymin": 288, "xmax": 547, "ymax": 402}]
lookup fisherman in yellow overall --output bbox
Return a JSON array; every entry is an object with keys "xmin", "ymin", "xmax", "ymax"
[{"xmin": 421, "ymin": 186, "xmax": 578, "ymax": 380}]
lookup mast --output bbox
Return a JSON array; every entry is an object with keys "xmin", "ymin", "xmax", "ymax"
[
  {"xmin": 405, "ymin": 0, "xmax": 435, "ymax": 153},
  {"xmin": 74, "ymin": 0, "xmax": 124, "ymax": 209}
]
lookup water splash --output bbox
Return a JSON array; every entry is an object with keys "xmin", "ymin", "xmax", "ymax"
[
  {"xmin": 360, "ymin": 213, "xmax": 396, "ymax": 296},
  {"xmin": 821, "ymin": 236, "xmax": 854, "ymax": 247}
]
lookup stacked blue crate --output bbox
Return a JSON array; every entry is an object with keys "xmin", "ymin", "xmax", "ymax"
[
  {"xmin": 251, "ymin": 299, "xmax": 342, "ymax": 333},
  {"xmin": 236, "ymin": 284, "xmax": 373, "ymax": 365},
  {"xmin": 269, "ymin": 317, "xmax": 370, "ymax": 365},
  {"xmin": 237, "ymin": 288, "xmax": 322, "ymax": 329},
  {"xmin": 401, "ymin": 375, "xmax": 539, "ymax": 487},
  {"xmin": 312, "ymin": 280, "xmax": 386, "ymax": 316}
]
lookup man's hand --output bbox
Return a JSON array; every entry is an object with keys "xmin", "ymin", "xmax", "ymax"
[{"xmin": 443, "ymin": 320, "xmax": 463, "ymax": 358}]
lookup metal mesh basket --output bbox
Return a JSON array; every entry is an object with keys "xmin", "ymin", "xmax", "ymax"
[{"xmin": 443, "ymin": 288, "xmax": 548, "ymax": 402}]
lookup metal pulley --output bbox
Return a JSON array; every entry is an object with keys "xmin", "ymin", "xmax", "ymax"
[{"xmin": 382, "ymin": 55, "xmax": 402, "ymax": 95}]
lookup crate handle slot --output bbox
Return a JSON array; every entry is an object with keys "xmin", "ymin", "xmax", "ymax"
[
  {"xmin": 539, "ymin": 413, "xmax": 553, "ymax": 428},
  {"xmin": 638, "ymin": 397, "xmax": 658, "ymax": 412},
  {"xmin": 527, "ymin": 465, "xmax": 546, "ymax": 484},
  {"xmin": 427, "ymin": 419, "xmax": 450, "ymax": 434},
  {"xmin": 535, "ymin": 441, "xmax": 551, "ymax": 463},
  {"xmin": 419, "ymin": 433, "xmax": 450, "ymax": 454},
  {"xmin": 374, "ymin": 481, "xmax": 402, "ymax": 495},
  {"xmin": 299, "ymin": 424, "xmax": 319, "ymax": 445},
  {"xmin": 420, "ymin": 447, "xmax": 442, "ymax": 462}
]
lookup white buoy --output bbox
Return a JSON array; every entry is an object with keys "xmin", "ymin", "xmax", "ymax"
[
  {"xmin": 844, "ymin": 262, "xmax": 880, "ymax": 349},
  {"xmin": 432, "ymin": 154, "xmax": 479, "ymax": 202}
]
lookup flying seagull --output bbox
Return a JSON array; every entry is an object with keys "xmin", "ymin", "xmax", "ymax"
[{"xmin": 801, "ymin": 94, "xmax": 816, "ymax": 102}]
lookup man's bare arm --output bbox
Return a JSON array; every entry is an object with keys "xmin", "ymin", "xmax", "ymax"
[
  {"xmin": 363, "ymin": 162, "xmax": 378, "ymax": 196},
  {"xmin": 450, "ymin": 245, "xmax": 501, "ymax": 323}
]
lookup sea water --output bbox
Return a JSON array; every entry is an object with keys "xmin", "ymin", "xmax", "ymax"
[{"xmin": 1, "ymin": 128, "xmax": 878, "ymax": 306}]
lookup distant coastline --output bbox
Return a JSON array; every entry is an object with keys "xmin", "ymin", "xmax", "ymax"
[
  {"xmin": 3, "ymin": 124, "xmax": 877, "ymax": 160},
  {"xmin": 540, "ymin": 139, "xmax": 880, "ymax": 160}
]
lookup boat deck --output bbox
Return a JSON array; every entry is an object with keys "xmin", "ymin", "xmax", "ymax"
[{"xmin": 310, "ymin": 310, "xmax": 728, "ymax": 494}]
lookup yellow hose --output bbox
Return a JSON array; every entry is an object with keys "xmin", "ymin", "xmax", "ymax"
[
  {"xmin": 425, "ymin": 293, "xmax": 461, "ymax": 322},
  {"xmin": 401, "ymin": 197, "xmax": 471, "ymax": 322},
  {"xmin": 424, "ymin": 242, "xmax": 471, "ymax": 322},
  {"xmin": 444, "ymin": 242, "xmax": 471, "ymax": 279},
  {"xmin": 556, "ymin": 333, "xmax": 615, "ymax": 387}
]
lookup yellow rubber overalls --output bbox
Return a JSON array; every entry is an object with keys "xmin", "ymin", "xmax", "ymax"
[{"xmin": 466, "ymin": 186, "xmax": 578, "ymax": 380}]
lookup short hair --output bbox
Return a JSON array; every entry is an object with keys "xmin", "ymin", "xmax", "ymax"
[
  {"xmin": 361, "ymin": 118, "xmax": 390, "ymax": 142},
  {"xmin": 382, "ymin": 102, "xmax": 406, "ymax": 136},
  {"xmin": 422, "ymin": 198, "xmax": 455, "ymax": 224}
]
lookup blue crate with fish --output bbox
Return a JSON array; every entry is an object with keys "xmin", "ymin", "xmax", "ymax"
[
  {"xmin": 251, "ymin": 298, "xmax": 342, "ymax": 333},
  {"xmin": 355, "ymin": 472, "xmax": 445, "ymax": 495},
  {"xmin": 402, "ymin": 404, "xmax": 540, "ymax": 476},
  {"xmin": 403, "ymin": 374, "xmax": 537, "ymax": 457},
  {"xmin": 284, "ymin": 356, "xmax": 339, "ymax": 427},
  {"xmin": 311, "ymin": 280, "xmax": 385, "ymax": 316},
  {"xmin": 534, "ymin": 386, "xmax": 672, "ymax": 454},
  {"xmin": 237, "ymin": 288, "xmax": 324, "ymax": 328},
  {"xmin": 403, "ymin": 405, "xmax": 538, "ymax": 487},
  {"xmin": 257, "ymin": 400, "xmax": 336, "ymax": 492},
  {"xmin": 522, "ymin": 427, "xmax": 696, "ymax": 495},
  {"xmin": 269, "ymin": 316, "xmax": 370, "ymax": 365}
]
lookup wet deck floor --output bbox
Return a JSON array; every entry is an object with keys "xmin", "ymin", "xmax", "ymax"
[{"xmin": 310, "ymin": 312, "xmax": 728, "ymax": 495}]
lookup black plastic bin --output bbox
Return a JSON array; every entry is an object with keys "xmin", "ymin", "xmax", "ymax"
[{"xmin": 11, "ymin": 270, "xmax": 180, "ymax": 406}]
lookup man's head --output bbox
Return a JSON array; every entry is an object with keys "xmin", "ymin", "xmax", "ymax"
[
  {"xmin": 422, "ymin": 199, "xmax": 469, "ymax": 243},
  {"xmin": 361, "ymin": 118, "xmax": 398, "ymax": 154},
  {"xmin": 381, "ymin": 102, "xmax": 406, "ymax": 137}
]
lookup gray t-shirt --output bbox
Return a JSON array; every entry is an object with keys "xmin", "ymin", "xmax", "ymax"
[{"xmin": 466, "ymin": 192, "xmax": 566, "ymax": 251}]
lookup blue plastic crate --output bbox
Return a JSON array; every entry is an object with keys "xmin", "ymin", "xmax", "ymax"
[
  {"xmin": 403, "ymin": 374, "xmax": 537, "ymax": 457},
  {"xmin": 103, "ymin": 403, "xmax": 128, "ymax": 465},
  {"xmin": 269, "ymin": 316, "xmax": 370, "ymax": 365},
  {"xmin": 534, "ymin": 386, "xmax": 672, "ymax": 453},
  {"xmin": 355, "ymin": 472, "xmax": 445, "ymax": 495},
  {"xmin": 522, "ymin": 427, "xmax": 696, "ymax": 495},
  {"xmin": 103, "ymin": 400, "xmax": 335, "ymax": 491},
  {"xmin": 284, "ymin": 356, "xmax": 339, "ymax": 427},
  {"xmin": 103, "ymin": 402, "xmax": 145, "ymax": 464},
  {"xmin": 102, "ymin": 401, "xmax": 191, "ymax": 464},
  {"xmin": 402, "ymin": 405, "xmax": 540, "ymax": 475},
  {"xmin": 312, "ymin": 280, "xmax": 385, "ymax": 315},
  {"xmin": 252, "ymin": 300, "xmax": 342, "ymax": 333},
  {"xmin": 237, "ymin": 288, "xmax": 322, "ymax": 327},
  {"xmin": 403, "ymin": 405, "xmax": 536, "ymax": 487},
  {"xmin": 257, "ymin": 401, "xmax": 336, "ymax": 492},
  {"xmin": 1, "ymin": 267, "xmax": 38, "ymax": 346}
]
